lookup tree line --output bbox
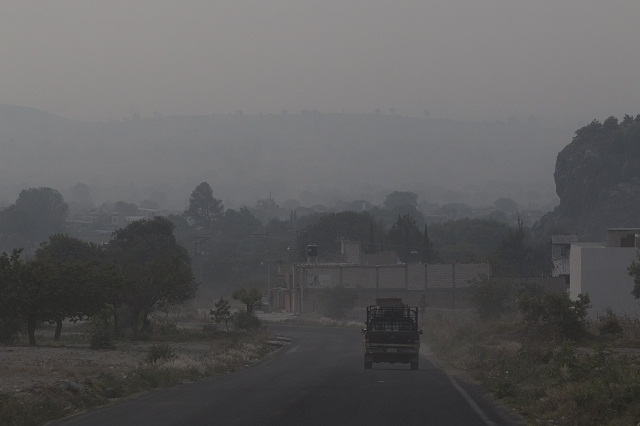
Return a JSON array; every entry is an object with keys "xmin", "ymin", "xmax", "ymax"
[
  {"xmin": 0, "ymin": 183, "xmax": 553, "ymax": 345},
  {"xmin": 0, "ymin": 216, "xmax": 195, "ymax": 345}
]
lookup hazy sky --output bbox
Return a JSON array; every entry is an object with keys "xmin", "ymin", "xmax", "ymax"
[{"xmin": 2, "ymin": 1, "xmax": 639, "ymax": 122}]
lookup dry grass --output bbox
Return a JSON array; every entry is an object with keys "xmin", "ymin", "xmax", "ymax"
[{"xmin": 0, "ymin": 323, "xmax": 278, "ymax": 426}]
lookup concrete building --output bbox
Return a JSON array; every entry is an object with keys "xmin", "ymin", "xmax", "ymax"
[
  {"xmin": 551, "ymin": 234, "xmax": 578, "ymax": 280},
  {"xmin": 570, "ymin": 228, "xmax": 640, "ymax": 318}
]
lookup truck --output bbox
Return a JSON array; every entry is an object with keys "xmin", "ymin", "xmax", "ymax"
[{"xmin": 362, "ymin": 298, "xmax": 422, "ymax": 370}]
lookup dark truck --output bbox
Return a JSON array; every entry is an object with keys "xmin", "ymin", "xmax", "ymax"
[{"xmin": 362, "ymin": 298, "xmax": 422, "ymax": 370}]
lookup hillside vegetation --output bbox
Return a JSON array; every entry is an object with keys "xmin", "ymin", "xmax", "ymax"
[{"xmin": 536, "ymin": 114, "xmax": 640, "ymax": 241}]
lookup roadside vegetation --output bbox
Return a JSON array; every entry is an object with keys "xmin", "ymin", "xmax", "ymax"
[
  {"xmin": 0, "ymin": 313, "xmax": 274, "ymax": 426},
  {"xmin": 423, "ymin": 276, "xmax": 640, "ymax": 425}
]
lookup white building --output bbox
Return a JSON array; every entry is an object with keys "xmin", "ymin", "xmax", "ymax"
[{"xmin": 570, "ymin": 228, "xmax": 640, "ymax": 318}]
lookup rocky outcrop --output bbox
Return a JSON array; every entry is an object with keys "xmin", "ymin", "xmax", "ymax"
[{"xmin": 535, "ymin": 116, "xmax": 640, "ymax": 242}]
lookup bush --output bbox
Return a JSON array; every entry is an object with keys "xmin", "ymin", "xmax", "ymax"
[
  {"xmin": 517, "ymin": 285, "xmax": 591, "ymax": 341},
  {"xmin": 232, "ymin": 311, "xmax": 261, "ymax": 331},
  {"xmin": 469, "ymin": 274, "xmax": 514, "ymax": 319},
  {"xmin": 89, "ymin": 305, "xmax": 114, "ymax": 349},
  {"xmin": 597, "ymin": 309, "xmax": 623, "ymax": 337},
  {"xmin": 144, "ymin": 344, "xmax": 177, "ymax": 365},
  {"xmin": 210, "ymin": 298, "xmax": 232, "ymax": 331}
]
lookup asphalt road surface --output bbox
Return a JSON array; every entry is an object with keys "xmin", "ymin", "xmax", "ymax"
[{"xmin": 53, "ymin": 326, "xmax": 519, "ymax": 426}]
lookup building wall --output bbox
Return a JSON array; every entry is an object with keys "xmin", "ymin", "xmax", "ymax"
[
  {"xmin": 280, "ymin": 262, "xmax": 491, "ymax": 312},
  {"xmin": 570, "ymin": 243, "xmax": 640, "ymax": 318},
  {"xmin": 298, "ymin": 263, "xmax": 490, "ymax": 290}
]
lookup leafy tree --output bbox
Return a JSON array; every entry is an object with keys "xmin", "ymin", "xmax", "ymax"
[
  {"xmin": 218, "ymin": 207, "xmax": 263, "ymax": 240},
  {"xmin": 629, "ymin": 250, "xmax": 640, "ymax": 299},
  {"xmin": 184, "ymin": 182, "xmax": 224, "ymax": 228},
  {"xmin": 107, "ymin": 217, "xmax": 197, "ymax": 338},
  {"xmin": 0, "ymin": 187, "xmax": 68, "ymax": 249},
  {"xmin": 210, "ymin": 297, "xmax": 232, "ymax": 330},
  {"xmin": 0, "ymin": 249, "xmax": 25, "ymax": 344},
  {"xmin": 19, "ymin": 259, "xmax": 57, "ymax": 346},
  {"xmin": 386, "ymin": 214, "xmax": 423, "ymax": 262},
  {"xmin": 422, "ymin": 222, "xmax": 439, "ymax": 263},
  {"xmin": 574, "ymin": 119, "xmax": 603, "ymax": 139},
  {"xmin": 232, "ymin": 288, "xmax": 262, "ymax": 314},
  {"xmin": 602, "ymin": 115, "xmax": 619, "ymax": 132},
  {"xmin": 383, "ymin": 191, "xmax": 418, "ymax": 210},
  {"xmin": 490, "ymin": 218, "xmax": 534, "ymax": 277},
  {"xmin": 34, "ymin": 234, "xmax": 104, "ymax": 340},
  {"xmin": 430, "ymin": 218, "xmax": 505, "ymax": 249},
  {"xmin": 318, "ymin": 285, "xmax": 357, "ymax": 319},
  {"xmin": 430, "ymin": 218, "xmax": 509, "ymax": 263}
]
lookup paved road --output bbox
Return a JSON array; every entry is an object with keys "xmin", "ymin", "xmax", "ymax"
[{"xmin": 54, "ymin": 326, "xmax": 518, "ymax": 426}]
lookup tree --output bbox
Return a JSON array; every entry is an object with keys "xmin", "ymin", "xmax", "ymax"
[
  {"xmin": 629, "ymin": 251, "xmax": 640, "ymax": 299},
  {"xmin": 422, "ymin": 222, "xmax": 439, "ymax": 263},
  {"xmin": 232, "ymin": 288, "xmax": 262, "ymax": 314},
  {"xmin": 210, "ymin": 298, "xmax": 232, "ymax": 330},
  {"xmin": 469, "ymin": 274, "xmax": 514, "ymax": 319},
  {"xmin": 429, "ymin": 218, "xmax": 510, "ymax": 262},
  {"xmin": 107, "ymin": 217, "xmax": 197, "ymax": 338},
  {"xmin": 0, "ymin": 187, "xmax": 68, "ymax": 249},
  {"xmin": 218, "ymin": 207, "xmax": 263, "ymax": 240},
  {"xmin": 386, "ymin": 214, "xmax": 423, "ymax": 262},
  {"xmin": 34, "ymin": 235, "xmax": 104, "ymax": 341},
  {"xmin": 383, "ymin": 191, "xmax": 418, "ymax": 210},
  {"xmin": 184, "ymin": 182, "xmax": 224, "ymax": 228},
  {"xmin": 0, "ymin": 249, "xmax": 25, "ymax": 343},
  {"xmin": 490, "ymin": 218, "xmax": 534, "ymax": 277}
]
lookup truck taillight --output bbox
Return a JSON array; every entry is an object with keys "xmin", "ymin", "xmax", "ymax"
[{"xmin": 364, "ymin": 333, "xmax": 369, "ymax": 344}]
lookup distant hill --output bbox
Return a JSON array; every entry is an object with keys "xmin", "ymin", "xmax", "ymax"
[
  {"xmin": 535, "ymin": 115, "xmax": 640, "ymax": 241},
  {"xmin": 0, "ymin": 105, "xmax": 572, "ymax": 210}
]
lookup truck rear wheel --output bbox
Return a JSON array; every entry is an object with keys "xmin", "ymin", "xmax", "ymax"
[
  {"xmin": 410, "ymin": 361, "xmax": 419, "ymax": 370},
  {"xmin": 364, "ymin": 360, "xmax": 373, "ymax": 369}
]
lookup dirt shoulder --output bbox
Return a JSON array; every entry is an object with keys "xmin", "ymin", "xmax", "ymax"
[{"xmin": 0, "ymin": 339, "xmax": 227, "ymax": 395}]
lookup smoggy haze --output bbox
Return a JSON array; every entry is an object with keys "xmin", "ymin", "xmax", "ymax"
[{"xmin": 2, "ymin": 1, "xmax": 639, "ymax": 123}]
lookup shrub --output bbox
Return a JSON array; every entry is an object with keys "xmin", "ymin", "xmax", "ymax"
[
  {"xmin": 89, "ymin": 305, "xmax": 114, "ymax": 349},
  {"xmin": 469, "ymin": 274, "xmax": 514, "ymax": 319},
  {"xmin": 210, "ymin": 298, "xmax": 232, "ymax": 331},
  {"xmin": 149, "ymin": 314, "xmax": 178, "ymax": 336},
  {"xmin": 232, "ymin": 311, "xmax": 261, "ymax": 331},
  {"xmin": 597, "ymin": 309, "xmax": 623, "ymax": 337},
  {"xmin": 517, "ymin": 285, "xmax": 591, "ymax": 341},
  {"xmin": 144, "ymin": 344, "xmax": 177, "ymax": 365}
]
